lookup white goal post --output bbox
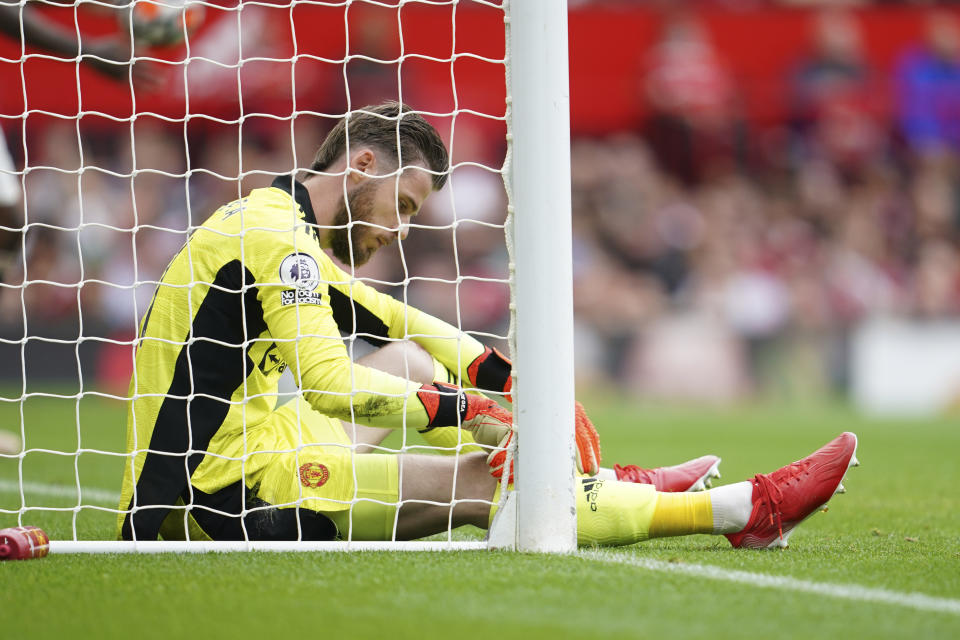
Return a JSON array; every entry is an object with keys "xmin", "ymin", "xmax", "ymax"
[
  {"xmin": 0, "ymin": 0, "xmax": 575, "ymax": 555},
  {"xmin": 501, "ymin": 0, "xmax": 576, "ymax": 553}
]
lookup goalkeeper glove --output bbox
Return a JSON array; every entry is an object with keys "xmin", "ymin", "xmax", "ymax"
[
  {"xmin": 417, "ymin": 382, "xmax": 514, "ymax": 477},
  {"xmin": 467, "ymin": 346, "xmax": 513, "ymax": 401},
  {"xmin": 486, "ymin": 430, "xmax": 515, "ymax": 482},
  {"xmin": 575, "ymin": 401, "xmax": 601, "ymax": 476},
  {"xmin": 485, "ymin": 401, "xmax": 603, "ymax": 483}
]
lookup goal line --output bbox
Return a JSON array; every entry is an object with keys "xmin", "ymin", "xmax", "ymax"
[{"xmin": 51, "ymin": 540, "xmax": 487, "ymax": 554}]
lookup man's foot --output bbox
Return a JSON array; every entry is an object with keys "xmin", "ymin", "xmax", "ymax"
[
  {"xmin": 725, "ymin": 432, "xmax": 859, "ymax": 549},
  {"xmin": 614, "ymin": 455, "xmax": 722, "ymax": 492}
]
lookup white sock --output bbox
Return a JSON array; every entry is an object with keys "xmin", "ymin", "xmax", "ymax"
[
  {"xmin": 708, "ymin": 481, "xmax": 754, "ymax": 534},
  {"xmin": 596, "ymin": 467, "xmax": 618, "ymax": 481}
]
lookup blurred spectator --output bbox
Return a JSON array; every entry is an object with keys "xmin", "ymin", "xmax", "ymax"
[
  {"xmin": 344, "ymin": 3, "xmax": 401, "ymax": 108},
  {"xmin": 913, "ymin": 238, "xmax": 960, "ymax": 317},
  {"xmin": 643, "ymin": 13, "xmax": 744, "ymax": 185},
  {"xmin": 894, "ymin": 10, "xmax": 960, "ymax": 157},
  {"xmin": 788, "ymin": 9, "xmax": 887, "ymax": 175}
]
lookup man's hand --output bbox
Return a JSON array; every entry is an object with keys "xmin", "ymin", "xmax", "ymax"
[
  {"xmin": 417, "ymin": 382, "xmax": 514, "ymax": 479},
  {"xmin": 485, "ymin": 430, "xmax": 514, "ymax": 482},
  {"xmin": 416, "ymin": 384, "xmax": 601, "ymax": 480},
  {"xmin": 485, "ymin": 401, "xmax": 601, "ymax": 482},
  {"xmin": 575, "ymin": 401, "xmax": 601, "ymax": 476}
]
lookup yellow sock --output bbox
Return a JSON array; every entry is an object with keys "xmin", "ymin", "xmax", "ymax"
[
  {"xmin": 648, "ymin": 491, "xmax": 714, "ymax": 539},
  {"xmin": 418, "ymin": 357, "xmax": 484, "ymax": 454}
]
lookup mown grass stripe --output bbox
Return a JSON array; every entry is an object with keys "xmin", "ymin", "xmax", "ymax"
[
  {"xmin": 582, "ymin": 549, "xmax": 960, "ymax": 616},
  {"xmin": 0, "ymin": 479, "xmax": 118, "ymax": 505}
]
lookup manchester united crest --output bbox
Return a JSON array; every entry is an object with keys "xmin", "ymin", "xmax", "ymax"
[{"xmin": 299, "ymin": 462, "xmax": 330, "ymax": 489}]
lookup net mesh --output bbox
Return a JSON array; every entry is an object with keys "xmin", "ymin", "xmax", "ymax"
[{"xmin": 0, "ymin": 0, "xmax": 511, "ymax": 546}]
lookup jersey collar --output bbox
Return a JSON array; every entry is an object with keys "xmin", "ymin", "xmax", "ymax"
[{"xmin": 271, "ymin": 175, "xmax": 318, "ymax": 227}]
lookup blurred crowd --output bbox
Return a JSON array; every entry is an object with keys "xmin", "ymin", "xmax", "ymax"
[
  {"xmin": 4, "ymin": 5, "xmax": 960, "ymax": 400},
  {"xmin": 572, "ymin": 7, "xmax": 960, "ymax": 398},
  {"xmin": 572, "ymin": 1, "xmax": 957, "ymax": 7}
]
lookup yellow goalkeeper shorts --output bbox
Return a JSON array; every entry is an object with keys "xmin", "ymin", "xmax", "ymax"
[{"xmin": 159, "ymin": 398, "xmax": 397, "ymax": 541}]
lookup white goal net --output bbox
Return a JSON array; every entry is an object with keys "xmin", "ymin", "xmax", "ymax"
[{"xmin": 0, "ymin": 0, "xmax": 574, "ymax": 553}]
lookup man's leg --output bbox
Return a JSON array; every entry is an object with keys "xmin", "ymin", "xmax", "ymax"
[
  {"xmin": 327, "ymin": 451, "xmax": 496, "ymax": 540},
  {"xmin": 343, "ymin": 341, "xmax": 853, "ymax": 541},
  {"xmin": 325, "ymin": 449, "xmax": 669, "ymax": 544},
  {"xmin": 325, "ymin": 431, "xmax": 857, "ymax": 549},
  {"xmin": 340, "ymin": 341, "xmax": 435, "ymax": 452},
  {"xmin": 345, "ymin": 340, "xmax": 483, "ymax": 455},
  {"xmin": 576, "ymin": 432, "xmax": 858, "ymax": 548}
]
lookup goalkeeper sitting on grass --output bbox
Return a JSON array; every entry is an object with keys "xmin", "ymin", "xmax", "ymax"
[{"xmin": 118, "ymin": 102, "xmax": 857, "ymax": 548}]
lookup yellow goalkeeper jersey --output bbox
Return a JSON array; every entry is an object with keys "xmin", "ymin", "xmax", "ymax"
[{"xmin": 118, "ymin": 177, "xmax": 492, "ymax": 540}]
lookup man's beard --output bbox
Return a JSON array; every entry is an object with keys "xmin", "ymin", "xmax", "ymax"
[{"xmin": 329, "ymin": 181, "xmax": 379, "ymax": 266}]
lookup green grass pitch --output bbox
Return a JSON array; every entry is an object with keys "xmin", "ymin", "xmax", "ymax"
[{"xmin": 1, "ymin": 390, "xmax": 958, "ymax": 639}]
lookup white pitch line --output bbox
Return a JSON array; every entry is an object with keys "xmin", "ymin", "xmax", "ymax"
[
  {"xmin": 0, "ymin": 479, "xmax": 118, "ymax": 505},
  {"xmin": 581, "ymin": 549, "xmax": 960, "ymax": 616}
]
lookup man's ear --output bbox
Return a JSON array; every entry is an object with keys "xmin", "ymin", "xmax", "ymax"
[{"xmin": 348, "ymin": 149, "xmax": 377, "ymax": 182}]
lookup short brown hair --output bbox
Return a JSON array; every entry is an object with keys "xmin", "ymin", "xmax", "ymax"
[{"xmin": 310, "ymin": 101, "xmax": 449, "ymax": 190}]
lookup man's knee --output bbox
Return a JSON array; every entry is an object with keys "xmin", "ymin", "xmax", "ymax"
[{"xmin": 361, "ymin": 340, "xmax": 436, "ymax": 384}]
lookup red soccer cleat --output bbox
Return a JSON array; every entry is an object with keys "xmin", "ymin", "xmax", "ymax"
[
  {"xmin": 614, "ymin": 455, "xmax": 722, "ymax": 492},
  {"xmin": 725, "ymin": 432, "xmax": 860, "ymax": 550}
]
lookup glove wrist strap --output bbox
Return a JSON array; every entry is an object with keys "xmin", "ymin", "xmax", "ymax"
[
  {"xmin": 467, "ymin": 347, "xmax": 512, "ymax": 395},
  {"xmin": 417, "ymin": 383, "xmax": 467, "ymax": 430}
]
